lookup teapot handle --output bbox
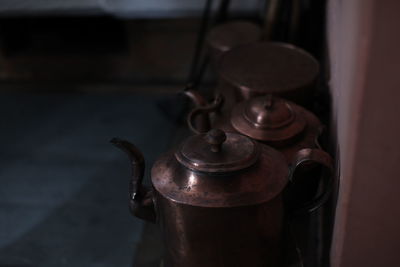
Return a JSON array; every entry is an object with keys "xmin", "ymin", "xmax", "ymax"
[
  {"xmin": 187, "ymin": 94, "xmax": 224, "ymax": 134},
  {"xmin": 287, "ymin": 148, "xmax": 335, "ymax": 216},
  {"xmin": 111, "ymin": 138, "xmax": 156, "ymax": 223},
  {"xmin": 314, "ymin": 125, "xmax": 325, "ymax": 149}
]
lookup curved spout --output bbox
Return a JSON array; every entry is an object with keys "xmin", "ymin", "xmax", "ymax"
[
  {"xmin": 181, "ymin": 86, "xmax": 214, "ymax": 132},
  {"xmin": 111, "ymin": 138, "xmax": 156, "ymax": 223},
  {"xmin": 187, "ymin": 94, "xmax": 224, "ymax": 134},
  {"xmin": 182, "ymin": 85, "xmax": 208, "ymax": 107}
]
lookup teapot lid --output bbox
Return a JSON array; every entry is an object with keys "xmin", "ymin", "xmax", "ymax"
[
  {"xmin": 219, "ymin": 42, "xmax": 319, "ymax": 94},
  {"xmin": 231, "ymin": 95, "xmax": 306, "ymax": 143},
  {"xmin": 175, "ymin": 129, "xmax": 259, "ymax": 173},
  {"xmin": 152, "ymin": 129, "xmax": 289, "ymax": 208}
]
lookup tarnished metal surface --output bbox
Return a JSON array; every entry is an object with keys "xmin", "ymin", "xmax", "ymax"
[
  {"xmin": 231, "ymin": 95, "xmax": 307, "ymax": 145},
  {"xmin": 175, "ymin": 130, "xmax": 260, "ymax": 173},
  {"xmin": 113, "ymin": 129, "xmax": 335, "ymax": 267},
  {"xmin": 188, "ymin": 95, "xmax": 323, "ymax": 163},
  {"xmin": 153, "ymin": 143, "xmax": 288, "ymax": 208},
  {"xmin": 230, "ymin": 95, "xmax": 323, "ymax": 162},
  {"xmin": 218, "ymin": 42, "xmax": 319, "ymax": 105},
  {"xmin": 185, "ymin": 96, "xmax": 330, "ymax": 212},
  {"xmin": 185, "ymin": 92, "xmax": 223, "ymax": 135},
  {"xmin": 182, "ymin": 88, "xmax": 211, "ymax": 133},
  {"xmin": 157, "ymin": 194, "xmax": 284, "ymax": 267},
  {"xmin": 111, "ymin": 138, "xmax": 157, "ymax": 223}
]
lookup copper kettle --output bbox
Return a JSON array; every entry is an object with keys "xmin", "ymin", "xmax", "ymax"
[
  {"xmin": 188, "ymin": 95, "xmax": 329, "ymax": 204},
  {"xmin": 112, "ymin": 129, "xmax": 334, "ymax": 267},
  {"xmin": 188, "ymin": 94, "xmax": 323, "ymax": 163}
]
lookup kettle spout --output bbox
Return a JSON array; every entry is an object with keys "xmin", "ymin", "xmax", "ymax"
[
  {"xmin": 182, "ymin": 85, "xmax": 208, "ymax": 107},
  {"xmin": 181, "ymin": 86, "xmax": 213, "ymax": 133},
  {"xmin": 111, "ymin": 138, "xmax": 156, "ymax": 223}
]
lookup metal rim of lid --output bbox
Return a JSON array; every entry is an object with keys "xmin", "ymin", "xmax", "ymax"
[
  {"xmin": 244, "ymin": 96, "xmax": 296, "ymax": 129},
  {"xmin": 230, "ymin": 96, "xmax": 306, "ymax": 142},
  {"xmin": 175, "ymin": 130, "xmax": 260, "ymax": 173},
  {"xmin": 219, "ymin": 42, "xmax": 320, "ymax": 94}
]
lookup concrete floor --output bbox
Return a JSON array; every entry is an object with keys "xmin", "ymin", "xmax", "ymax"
[
  {"xmin": 0, "ymin": 90, "xmax": 319, "ymax": 267},
  {"xmin": 0, "ymin": 92, "xmax": 176, "ymax": 267}
]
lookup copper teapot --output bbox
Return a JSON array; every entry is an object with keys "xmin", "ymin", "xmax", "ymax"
[
  {"xmin": 188, "ymin": 94, "xmax": 323, "ymax": 163},
  {"xmin": 112, "ymin": 129, "xmax": 334, "ymax": 267}
]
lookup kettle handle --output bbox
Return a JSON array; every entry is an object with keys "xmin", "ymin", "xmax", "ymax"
[
  {"xmin": 287, "ymin": 148, "xmax": 335, "ymax": 216},
  {"xmin": 187, "ymin": 94, "xmax": 224, "ymax": 134},
  {"xmin": 111, "ymin": 138, "xmax": 156, "ymax": 223},
  {"xmin": 314, "ymin": 125, "xmax": 326, "ymax": 150}
]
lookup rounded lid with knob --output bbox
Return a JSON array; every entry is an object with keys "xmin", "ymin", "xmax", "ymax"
[
  {"xmin": 151, "ymin": 129, "xmax": 289, "ymax": 207},
  {"xmin": 175, "ymin": 129, "xmax": 259, "ymax": 173},
  {"xmin": 231, "ymin": 95, "xmax": 306, "ymax": 144}
]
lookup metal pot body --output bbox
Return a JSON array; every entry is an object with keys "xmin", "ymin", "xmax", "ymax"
[
  {"xmin": 112, "ymin": 130, "xmax": 334, "ymax": 266},
  {"xmin": 156, "ymin": 192, "xmax": 283, "ymax": 267},
  {"xmin": 149, "ymin": 140, "xmax": 289, "ymax": 267}
]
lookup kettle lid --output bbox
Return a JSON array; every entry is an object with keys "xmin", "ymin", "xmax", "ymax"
[
  {"xmin": 152, "ymin": 129, "xmax": 289, "ymax": 207},
  {"xmin": 219, "ymin": 42, "xmax": 319, "ymax": 94},
  {"xmin": 175, "ymin": 129, "xmax": 259, "ymax": 173},
  {"xmin": 231, "ymin": 95, "xmax": 306, "ymax": 143}
]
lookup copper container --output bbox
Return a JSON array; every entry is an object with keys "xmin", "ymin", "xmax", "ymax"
[
  {"xmin": 218, "ymin": 42, "xmax": 320, "ymax": 106},
  {"xmin": 188, "ymin": 95, "xmax": 323, "ymax": 163},
  {"xmin": 206, "ymin": 21, "xmax": 262, "ymax": 66},
  {"xmin": 111, "ymin": 129, "xmax": 334, "ymax": 267},
  {"xmin": 188, "ymin": 95, "xmax": 328, "ymax": 204}
]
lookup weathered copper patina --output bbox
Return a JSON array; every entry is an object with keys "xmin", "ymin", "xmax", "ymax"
[
  {"xmin": 188, "ymin": 95, "xmax": 323, "ymax": 163},
  {"xmin": 218, "ymin": 42, "xmax": 319, "ymax": 105},
  {"xmin": 112, "ymin": 128, "xmax": 334, "ymax": 267}
]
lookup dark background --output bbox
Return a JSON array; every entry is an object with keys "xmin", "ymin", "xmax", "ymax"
[{"xmin": 0, "ymin": 1, "xmax": 328, "ymax": 266}]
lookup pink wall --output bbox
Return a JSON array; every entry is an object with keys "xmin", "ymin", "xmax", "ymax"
[{"xmin": 328, "ymin": 0, "xmax": 400, "ymax": 266}]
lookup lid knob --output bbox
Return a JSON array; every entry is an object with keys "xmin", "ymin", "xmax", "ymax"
[
  {"xmin": 231, "ymin": 95, "xmax": 307, "ymax": 143},
  {"xmin": 263, "ymin": 94, "xmax": 274, "ymax": 109},
  {"xmin": 205, "ymin": 129, "xmax": 227, "ymax": 153}
]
